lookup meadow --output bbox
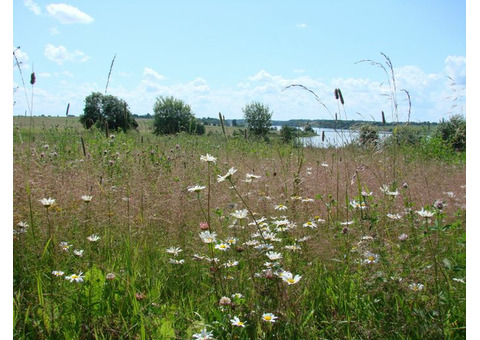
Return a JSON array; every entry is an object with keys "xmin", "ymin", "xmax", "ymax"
[{"xmin": 13, "ymin": 117, "xmax": 466, "ymax": 339}]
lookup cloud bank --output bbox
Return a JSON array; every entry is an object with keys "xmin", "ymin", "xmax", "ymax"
[{"xmin": 46, "ymin": 3, "xmax": 94, "ymax": 24}]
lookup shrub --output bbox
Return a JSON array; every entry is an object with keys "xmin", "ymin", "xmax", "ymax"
[
  {"xmin": 153, "ymin": 96, "xmax": 201, "ymax": 135},
  {"xmin": 386, "ymin": 125, "xmax": 422, "ymax": 147},
  {"xmin": 280, "ymin": 125, "xmax": 296, "ymax": 143},
  {"xmin": 358, "ymin": 124, "xmax": 379, "ymax": 146},
  {"xmin": 79, "ymin": 92, "xmax": 138, "ymax": 132},
  {"xmin": 435, "ymin": 115, "xmax": 466, "ymax": 152}
]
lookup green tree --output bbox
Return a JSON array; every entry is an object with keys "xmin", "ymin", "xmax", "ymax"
[
  {"xmin": 152, "ymin": 96, "xmax": 202, "ymax": 135},
  {"xmin": 79, "ymin": 92, "xmax": 138, "ymax": 131},
  {"xmin": 242, "ymin": 101, "xmax": 272, "ymax": 138}
]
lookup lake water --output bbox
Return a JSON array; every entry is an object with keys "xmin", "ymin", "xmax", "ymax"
[{"xmin": 273, "ymin": 126, "xmax": 391, "ymax": 148}]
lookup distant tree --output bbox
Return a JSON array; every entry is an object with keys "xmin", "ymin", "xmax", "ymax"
[
  {"xmin": 304, "ymin": 124, "xmax": 314, "ymax": 133},
  {"xmin": 232, "ymin": 119, "xmax": 237, "ymax": 127},
  {"xmin": 152, "ymin": 96, "xmax": 203, "ymax": 135},
  {"xmin": 79, "ymin": 92, "xmax": 138, "ymax": 131},
  {"xmin": 242, "ymin": 101, "xmax": 272, "ymax": 138}
]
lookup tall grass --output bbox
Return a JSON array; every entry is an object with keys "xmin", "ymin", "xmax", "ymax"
[{"xmin": 13, "ymin": 119, "xmax": 465, "ymax": 339}]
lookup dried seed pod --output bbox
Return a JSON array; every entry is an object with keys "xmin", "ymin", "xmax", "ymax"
[
  {"xmin": 338, "ymin": 89, "xmax": 344, "ymax": 105},
  {"xmin": 334, "ymin": 88, "xmax": 339, "ymax": 100},
  {"xmin": 381, "ymin": 111, "xmax": 386, "ymax": 125},
  {"xmin": 30, "ymin": 72, "xmax": 36, "ymax": 85}
]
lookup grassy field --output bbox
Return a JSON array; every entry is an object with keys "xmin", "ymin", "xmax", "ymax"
[{"xmin": 13, "ymin": 117, "xmax": 466, "ymax": 339}]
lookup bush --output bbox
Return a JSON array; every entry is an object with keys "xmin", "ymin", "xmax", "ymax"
[
  {"xmin": 79, "ymin": 92, "xmax": 138, "ymax": 132},
  {"xmin": 280, "ymin": 125, "xmax": 296, "ymax": 143},
  {"xmin": 435, "ymin": 115, "xmax": 466, "ymax": 152},
  {"xmin": 243, "ymin": 101, "xmax": 272, "ymax": 138},
  {"xmin": 358, "ymin": 124, "xmax": 379, "ymax": 146},
  {"xmin": 152, "ymin": 96, "xmax": 201, "ymax": 135},
  {"xmin": 386, "ymin": 125, "xmax": 422, "ymax": 147}
]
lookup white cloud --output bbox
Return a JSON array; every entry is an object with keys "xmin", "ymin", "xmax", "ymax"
[
  {"xmin": 24, "ymin": 0, "xmax": 41, "ymax": 15},
  {"xmin": 46, "ymin": 3, "xmax": 94, "ymax": 24},
  {"xmin": 44, "ymin": 44, "xmax": 89, "ymax": 64},
  {"xmin": 49, "ymin": 27, "xmax": 60, "ymax": 35},
  {"xmin": 445, "ymin": 55, "xmax": 466, "ymax": 85},
  {"xmin": 143, "ymin": 67, "xmax": 166, "ymax": 81},
  {"xmin": 296, "ymin": 23, "xmax": 307, "ymax": 29}
]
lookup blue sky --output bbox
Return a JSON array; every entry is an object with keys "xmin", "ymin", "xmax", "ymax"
[{"xmin": 12, "ymin": 1, "xmax": 466, "ymax": 122}]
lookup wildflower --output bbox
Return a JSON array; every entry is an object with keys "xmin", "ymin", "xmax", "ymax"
[
  {"xmin": 280, "ymin": 271, "xmax": 302, "ymax": 285},
  {"xmin": 87, "ymin": 234, "xmax": 100, "ymax": 242},
  {"xmin": 231, "ymin": 293, "xmax": 243, "ymax": 299},
  {"xmin": 81, "ymin": 195, "xmax": 93, "ymax": 203},
  {"xmin": 199, "ymin": 231, "xmax": 217, "ymax": 244},
  {"xmin": 199, "ymin": 222, "xmax": 209, "ymax": 230},
  {"xmin": 231, "ymin": 209, "xmax": 248, "ymax": 220},
  {"xmin": 17, "ymin": 221, "xmax": 29, "ymax": 228},
  {"xmin": 200, "ymin": 154, "xmax": 217, "ymax": 163},
  {"xmin": 188, "ymin": 185, "xmax": 206, "ymax": 193},
  {"xmin": 59, "ymin": 241, "xmax": 71, "ymax": 251},
  {"xmin": 452, "ymin": 278, "xmax": 466, "ymax": 284},
  {"xmin": 380, "ymin": 185, "xmax": 399, "ymax": 197},
  {"xmin": 14, "ymin": 221, "xmax": 28, "ymax": 235},
  {"xmin": 52, "ymin": 270, "xmax": 64, "ymax": 276},
  {"xmin": 39, "ymin": 197, "xmax": 55, "ymax": 208},
  {"xmin": 106, "ymin": 273, "xmax": 116, "ymax": 280},
  {"xmin": 215, "ymin": 243, "xmax": 230, "ymax": 251},
  {"xmin": 321, "ymin": 162, "xmax": 329, "ymax": 167},
  {"xmin": 223, "ymin": 260, "xmax": 239, "ymax": 268},
  {"xmin": 225, "ymin": 237, "xmax": 238, "ymax": 245},
  {"xmin": 274, "ymin": 204, "xmax": 288, "ymax": 211},
  {"xmin": 166, "ymin": 246, "xmax": 183, "ymax": 256},
  {"xmin": 398, "ymin": 233, "xmax": 408, "ymax": 241},
  {"xmin": 254, "ymin": 243, "xmax": 274, "ymax": 251},
  {"xmin": 217, "ymin": 167, "xmax": 237, "ymax": 182},
  {"xmin": 244, "ymin": 239, "xmax": 259, "ymax": 247},
  {"xmin": 363, "ymin": 251, "xmax": 380, "ymax": 264},
  {"xmin": 245, "ymin": 173, "xmax": 261, "ymax": 181},
  {"xmin": 361, "ymin": 235, "xmax": 374, "ymax": 241},
  {"xmin": 350, "ymin": 200, "xmax": 367, "ymax": 210},
  {"xmin": 219, "ymin": 296, "xmax": 232, "ymax": 306},
  {"xmin": 265, "ymin": 251, "xmax": 282, "ymax": 261},
  {"xmin": 230, "ymin": 316, "xmax": 246, "ymax": 327},
  {"xmin": 433, "ymin": 199, "xmax": 445, "ymax": 210},
  {"xmin": 409, "ymin": 283, "xmax": 424, "ymax": 291},
  {"xmin": 262, "ymin": 313, "xmax": 278, "ymax": 323},
  {"xmin": 192, "ymin": 328, "xmax": 215, "ymax": 340},
  {"xmin": 169, "ymin": 258, "xmax": 185, "ymax": 265},
  {"xmin": 417, "ymin": 208, "xmax": 434, "ymax": 218},
  {"xmin": 361, "ymin": 190, "xmax": 373, "ymax": 197},
  {"xmin": 387, "ymin": 213, "xmax": 402, "ymax": 220},
  {"xmin": 65, "ymin": 272, "xmax": 85, "ymax": 283},
  {"xmin": 297, "ymin": 236, "xmax": 311, "ymax": 243},
  {"xmin": 301, "ymin": 197, "xmax": 314, "ymax": 203},
  {"xmin": 340, "ymin": 221, "xmax": 354, "ymax": 226},
  {"xmin": 303, "ymin": 221, "xmax": 317, "ymax": 229},
  {"xmin": 73, "ymin": 249, "xmax": 84, "ymax": 257},
  {"xmin": 444, "ymin": 191, "xmax": 456, "ymax": 198}
]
